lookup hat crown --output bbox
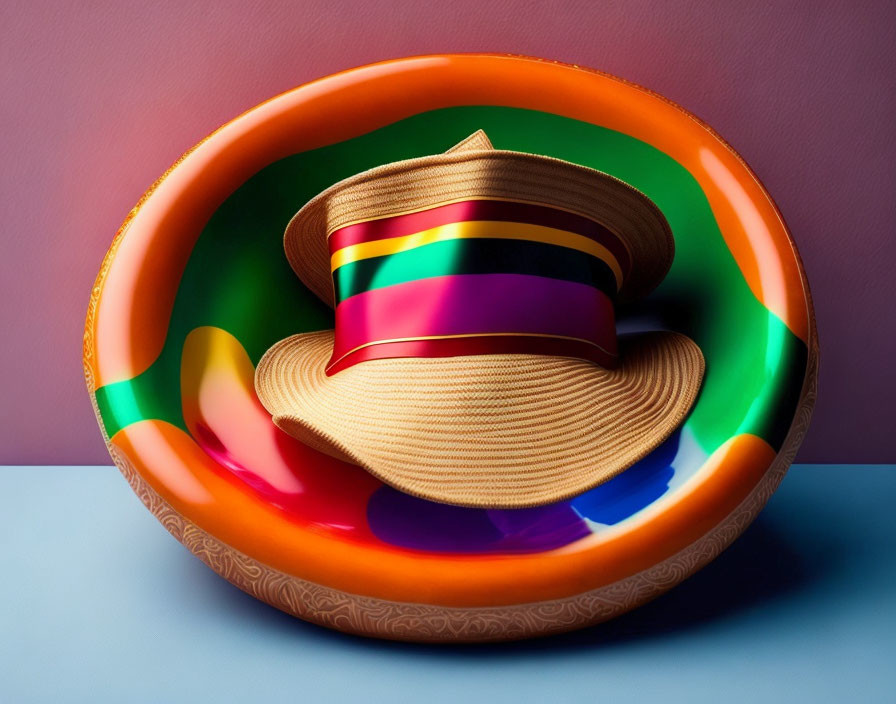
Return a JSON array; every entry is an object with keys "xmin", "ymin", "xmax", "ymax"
[{"xmin": 323, "ymin": 132, "xmax": 628, "ymax": 375}]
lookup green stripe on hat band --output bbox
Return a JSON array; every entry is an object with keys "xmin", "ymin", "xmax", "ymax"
[{"xmin": 332, "ymin": 237, "xmax": 619, "ymax": 303}]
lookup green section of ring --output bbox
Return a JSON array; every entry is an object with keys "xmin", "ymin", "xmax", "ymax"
[{"xmin": 94, "ymin": 105, "xmax": 807, "ymax": 454}]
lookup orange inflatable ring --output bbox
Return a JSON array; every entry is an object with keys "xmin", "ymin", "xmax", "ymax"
[{"xmin": 84, "ymin": 54, "xmax": 817, "ymax": 642}]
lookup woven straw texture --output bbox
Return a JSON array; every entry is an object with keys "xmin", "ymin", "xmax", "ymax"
[
  {"xmin": 255, "ymin": 330, "xmax": 704, "ymax": 508},
  {"xmin": 285, "ymin": 131, "xmax": 673, "ymax": 306},
  {"xmin": 257, "ymin": 130, "xmax": 704, "ymax": 508}
]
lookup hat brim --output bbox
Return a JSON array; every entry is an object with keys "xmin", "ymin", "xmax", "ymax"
[{"xmin": 254, "ymin": 329, "xmax": 704, "ymax": 509}]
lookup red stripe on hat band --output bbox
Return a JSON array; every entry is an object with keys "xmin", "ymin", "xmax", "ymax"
[
  {"xmin": 325, "ymin": 336, "xmax": 617, "ymax": 376},
  {"xmin": 326, "ymin": 273, "xmax": 617, "ymax": 375},
  {"xmin": 328, "ymin": 199, "xmax": 632, "ymax": 276}
]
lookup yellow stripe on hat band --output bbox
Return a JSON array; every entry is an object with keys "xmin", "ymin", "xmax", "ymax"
[{"xmin": 328, "ymin": 220, "xmax": 625, "ymax": 289}]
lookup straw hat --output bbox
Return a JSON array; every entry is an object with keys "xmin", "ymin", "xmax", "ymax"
[{"xmin": 254, "ymin": 130, "xmax": 704, "ymax": 508}]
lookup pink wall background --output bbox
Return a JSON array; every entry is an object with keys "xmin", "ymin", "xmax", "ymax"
[{"xmin": 1, "ymin": 1, "xmax": 893, "ymax": 464}]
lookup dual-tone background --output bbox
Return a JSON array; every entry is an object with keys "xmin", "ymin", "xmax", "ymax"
[{"xmin": 1, "ymin": 0, "xmax": 893, "ymax": 463}]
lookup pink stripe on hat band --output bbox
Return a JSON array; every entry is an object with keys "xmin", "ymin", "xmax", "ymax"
[{"xmin": 326, "ymin": 273, "xmax": 617, "ymax": 375}]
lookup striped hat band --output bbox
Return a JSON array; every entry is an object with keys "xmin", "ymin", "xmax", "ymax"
[{"xmin": 325, "ymin": 198, "xmax": 630, "ymax": 375}]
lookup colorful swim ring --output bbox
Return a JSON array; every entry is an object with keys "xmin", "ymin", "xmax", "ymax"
[{"xmin": 83, "ymin": 54, "xmax": 818, "ymax": 642}]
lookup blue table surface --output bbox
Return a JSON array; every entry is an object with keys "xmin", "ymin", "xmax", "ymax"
[{"xmin": 1, "ymin": 465, "xmax": 894, "ymax": 703}]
